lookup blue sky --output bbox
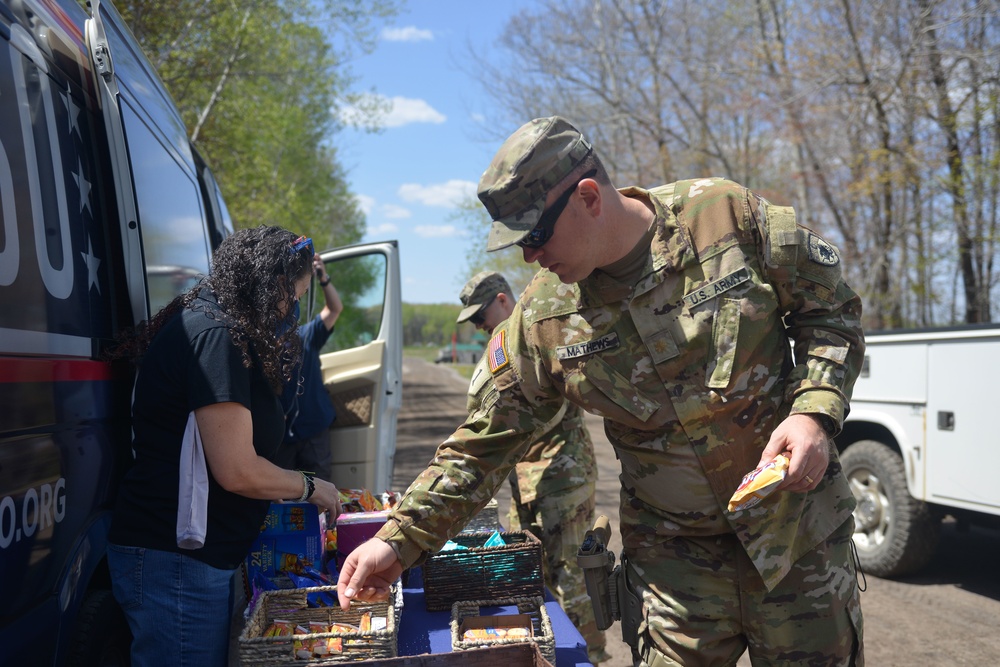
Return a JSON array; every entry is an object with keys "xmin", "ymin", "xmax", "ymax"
[{"xmin": 336, "ymin": 0, "xmax": 534, "ymax": 304}]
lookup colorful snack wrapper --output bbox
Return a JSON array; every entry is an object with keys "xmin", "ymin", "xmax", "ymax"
[
  {"xmin": 463, "ymin": 627, "xmax": 509, "ymax": 640},
  {"xmin": 727, "ymin": 454, "xmax": 790, "ymax": 512},
  {"xmin": 328, "ymin": 623, "xmax": 359, "ymax": 634},
  {"xmin": 264, "ymin": 619, "xmax": 294, "ymax": 638},
  {"xmin": 483, "ymin": 530, "xmax": 506, "ymax": 548},
  {"xmin": 293, "ymin": 624, "xmax": 318, "ymax": 659}
]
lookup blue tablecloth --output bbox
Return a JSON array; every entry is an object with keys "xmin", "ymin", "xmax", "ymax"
[{"xmin": 396, "ymin": 567, "xmax": 592, "ymax": 667}]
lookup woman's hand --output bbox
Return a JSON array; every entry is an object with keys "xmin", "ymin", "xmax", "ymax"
[{"xmin": 309, "ymin": 476, "xmax": 342, "ymax": 517}]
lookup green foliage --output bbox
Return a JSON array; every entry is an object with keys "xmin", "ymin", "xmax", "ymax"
[
  {"xmin": 403, "ymin": 345, "xmax": 440, "ymax": 363},
  {"xmin": 400, "ymin": 302, "xmax": 472, "ymax": 347},
  {"xmin": 312, "ymin": 253, "xmax": 385, "ymax": 352},
  {"xmin": 114, "ymin": 0, "xmax": 398, "ymax": 247}
]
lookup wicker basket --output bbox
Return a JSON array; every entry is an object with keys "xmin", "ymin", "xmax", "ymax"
[
  {"xmin": 355, "ymin": 642, "xmax": 554, "ymax": 667},
  {"xmin": 450, "ymin": 597, "xmax": 555, "ymax": 664},
  {"xmin": 239, "ymin": 585, "xmax": 397, "ymax": 664},
  {"xmin": 422, "ymin": 531, "xmax": 544, "ymax": 611}
]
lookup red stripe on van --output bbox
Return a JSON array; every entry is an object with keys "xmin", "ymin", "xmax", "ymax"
[{"xmin": 0, "ymin": 358, "xmax": 114, "ymax": 382}]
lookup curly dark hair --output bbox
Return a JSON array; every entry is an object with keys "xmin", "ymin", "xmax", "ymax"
[{"xmin": 111, "ymin": 226, "xmax": 314, "ymax": 393}]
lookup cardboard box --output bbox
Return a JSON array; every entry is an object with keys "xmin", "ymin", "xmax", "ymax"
[
  {"xmin": 247, "ymin": 532, "xmax": 324, "ymax": 578},
  {"xmin": 451, "ymin": 598, "xmax": 554, "ymax": 663},
  {"xmin": 334, "ymin": 510, "xmax": 389, "ymax": 569},
  {"xmin": 259, "ymin": 502, "xmax": 325, "ymax": 537},
  {"xmin": 459, "ymin": 613, "xmax": 534, "ymax": 643},
  {"xmin": 246, "ymin": 503, "xmax": 326, "ymax": 584}
]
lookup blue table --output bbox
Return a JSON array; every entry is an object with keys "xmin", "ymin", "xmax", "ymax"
[{"xmin": 396, "ymin": 567, "xmax": 592, "ymax": 667}]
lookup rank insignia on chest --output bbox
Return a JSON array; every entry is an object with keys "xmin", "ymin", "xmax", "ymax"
[{"xmin": 488, "ymin": 330, "xmax": 510, "ymax": 373}]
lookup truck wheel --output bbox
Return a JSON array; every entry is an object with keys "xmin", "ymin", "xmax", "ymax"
[
  {"xmin": 66, "ymin": 590, "xmax": 132, "ymax": 666},
  {"xmin": 841, "ymin": 439, "xmax": 940, "ymax": 577}
]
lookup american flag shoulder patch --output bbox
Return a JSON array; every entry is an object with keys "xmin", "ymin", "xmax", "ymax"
[{"xmin": 487, "ymin": 330, "xmax": 510, "ymax": 373}]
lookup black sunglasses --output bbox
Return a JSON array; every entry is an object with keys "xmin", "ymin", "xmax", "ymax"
[
  {"xmin": 517, "ymin": 169, "xmax": 597, "ymax": 249},
  {"xmin": 469, "ymin": 296, "xmax": 495, "ymax": 326}
]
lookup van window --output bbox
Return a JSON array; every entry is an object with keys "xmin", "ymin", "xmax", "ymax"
[
  {"xmin": 119, "ymin": 101, "xmax": 210, "ymax": 316},
  {"xmin": 314, "ymin": 252, "xmax": 387, "ymax": 352}
]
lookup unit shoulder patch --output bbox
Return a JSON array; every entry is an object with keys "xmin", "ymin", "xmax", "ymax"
[
  {"xmin": 807, "ymin": 233, "xmax": 840, "ymax": 266},
  {"xmin": 487, "ymin": 330, "xmax": 510, "ymax": 373}
]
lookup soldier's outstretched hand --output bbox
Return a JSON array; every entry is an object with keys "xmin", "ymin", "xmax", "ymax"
[
  {"xmin": 336, "ymin": 538, "xmax": 403, "ymax": 611},
  {"xmin": 756, "ymin": 413, "xmax": 830, "ymax": 493}
]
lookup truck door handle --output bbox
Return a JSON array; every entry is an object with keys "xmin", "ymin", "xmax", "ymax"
[{"xmin": 937, "ymin": 411, "xmax": 955, "ymax": 431}]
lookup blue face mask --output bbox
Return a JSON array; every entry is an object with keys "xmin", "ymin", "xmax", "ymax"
[{"xmin": 277, "ymin": 299, "xmax": 300, "ymax": 337}]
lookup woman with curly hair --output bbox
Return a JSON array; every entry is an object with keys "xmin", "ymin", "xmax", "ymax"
[{"xmin": 106, "ymin": 226, "xmax": 342, "ymax": 666}]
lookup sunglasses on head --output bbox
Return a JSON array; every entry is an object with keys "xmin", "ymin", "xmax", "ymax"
[
  {"xmin": 469, "ymin": 296, "xmax": 495, "ymax": 326},
  {"xmin": 290, "ymin": 235, "xmax": 314, "ymax": 257},
  {"xmin": 517, "ymin": 169, "xmax": 597, "ymax": 250}
]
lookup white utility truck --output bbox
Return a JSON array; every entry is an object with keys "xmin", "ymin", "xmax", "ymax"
[{"xmin": 839, "ymin": 325, "xmax": 1000, "ymax": 577}]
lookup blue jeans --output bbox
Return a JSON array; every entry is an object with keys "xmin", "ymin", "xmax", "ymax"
[{"xmin": 107, "ymin": 543, "xmax": 236, "ymax": 667}]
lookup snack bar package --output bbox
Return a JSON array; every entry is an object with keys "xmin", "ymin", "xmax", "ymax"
[{"xmin": 727, "ymin": 454, "xmax": 790, "ymax": 513}]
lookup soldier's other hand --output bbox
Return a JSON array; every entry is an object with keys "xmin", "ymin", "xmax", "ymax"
[
  {"xmin": 757, "ymin": 413, "xmax": 829, "ymax": 493},
  {"xmin": 336, "ymin": 539, "xmax": 403, "ymax": 611}
]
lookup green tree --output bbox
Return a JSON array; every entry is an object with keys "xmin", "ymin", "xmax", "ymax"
[
  {"xmin": 114, "ymin": 0, "xmax": 398, "ymax": 250},
  {"xmin": 469, "ymin": 0, "xmax": 1000, "ymax": 328},
  {"xmin": 400, "ymin": 303, "xmax": 466, "ymax": 346}
]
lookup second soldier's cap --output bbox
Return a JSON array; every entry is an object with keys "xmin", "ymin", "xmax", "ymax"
[
  {"xmin": 456, "ymin": 271, "xmax": 511, "ymax": 323},
  {"xmin": 477, "ymin": 116, "xmax": 592, "ymax": 251}
]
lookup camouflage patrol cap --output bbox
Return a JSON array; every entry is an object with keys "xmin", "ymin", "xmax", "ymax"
[
  {"xmin": 456, "ymin": 271, "xmax": 511, "ymax": 323},
  {"xmin": 478, "ymin": 116, "xmax": 592, "ymax": 251}
]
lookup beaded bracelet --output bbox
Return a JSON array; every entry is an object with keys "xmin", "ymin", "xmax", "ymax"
[{"xmin": 297, "ymin": 471, "xmax": 315, "ymax": 502}]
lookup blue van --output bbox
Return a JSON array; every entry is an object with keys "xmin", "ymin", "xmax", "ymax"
[{"xmin": 0, "ymin": 1, "xmax": 401, "ymax": 663}]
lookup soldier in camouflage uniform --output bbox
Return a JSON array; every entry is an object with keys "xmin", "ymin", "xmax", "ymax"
[
  {"xmin": 456, "ymin": 270, "xmax": 607, "ymax": 662},
  {"xmin": 339, "ymin": 117, "xmax": 866, "ymax": 666}
]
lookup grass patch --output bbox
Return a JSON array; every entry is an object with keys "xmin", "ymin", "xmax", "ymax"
[
  {"xmin": 404, "ymin": 346, "xmax": 477, "ymax": 380},
  {"xmin": 404, "ymin": 345, "xmax": 441, "ymax": 363}
]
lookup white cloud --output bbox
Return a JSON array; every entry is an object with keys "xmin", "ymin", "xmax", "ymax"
[
  {"xmin": 414, "ymin": 225, "xmax": 460, "ymax": 238},
  {"xmin": 398, "ymin": 180, "xmax": 477, "ymax": 208},
  {"xmin": 354, "ymin": 194, "xmax": 375, "ymax": 215},
  {"xmin": 369, "ymin": 222, "xmax": 399, "ymax": 235},
  {"xmin": 382, "ymin": 26, "xmax": 433, "ymax": 42},
  {"xmin": 381, "ymin": 204, "xmax": 412, "ymax": 219},
  {"xmin": 338, "ymin": 94, "xmax": 445, "ymax": 129},
  {"xmin": 383, "ymin": 97, "xmax": 446, "ymax": 127}
]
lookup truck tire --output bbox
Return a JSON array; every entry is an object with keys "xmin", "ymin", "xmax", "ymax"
[
  {"xmin": 841, "ymin": 439, "xmax": 940, "ymax": 577},
  {"xmin": 66, "ymin": 590, "xmax": 132, "ymax": 666}
]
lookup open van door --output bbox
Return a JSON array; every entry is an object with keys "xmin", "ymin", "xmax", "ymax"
[{"xmin": 313, "ymin": 241, "xmax": 403, "ymax": 493}]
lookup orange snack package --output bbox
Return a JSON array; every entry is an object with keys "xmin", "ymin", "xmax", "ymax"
[
  {"xmin": 264, "ymin": 619, "xmax": 294, "ymax": 638},
  {"xmin": 292, "ymin": 624, "xmax": 317, "ymax": 659},
  {"xmin": 727, "ymin": 455, "xmax": 790, "ymax": 512},
  {"xmin": 463, "ymin": 627, "xmax": 508, "ymax": 641}
]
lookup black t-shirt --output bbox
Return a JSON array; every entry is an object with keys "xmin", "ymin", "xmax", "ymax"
[{"xmin": 109, "ymin": 294, "xmax": 284, "ymax": 569}]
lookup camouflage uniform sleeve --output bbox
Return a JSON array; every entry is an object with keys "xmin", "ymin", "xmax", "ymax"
[
  {"xmin": 750, "ymin": 194, "xmax": 865, "ymax": 432},
  {"xmin": 374, "ymin": 309, "xmax": 565, "ymax": 568}
]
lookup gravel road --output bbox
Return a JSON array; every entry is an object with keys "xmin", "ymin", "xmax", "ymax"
[{"xmin": 393, "ymin": 357, "xmax": 1000, "ymax": 666}]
